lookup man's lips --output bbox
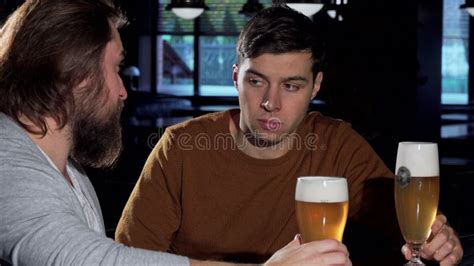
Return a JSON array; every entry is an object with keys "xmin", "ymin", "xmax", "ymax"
[{"xmin": 257, "ymin": 118, "xmax": 282, "ymax": 131}]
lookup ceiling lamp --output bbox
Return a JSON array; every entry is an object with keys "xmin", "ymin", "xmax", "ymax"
[
  {"xmin": 166, "ymin": 0, "xmax": 209, "ymax": 20},
  {"xmin": 286, "ymin": 0, "xmax": 324, "ymax": 17},
  {"xmin": 326, "ymin": 0, "xmax": 347, "ymax": 21},
  {"xmin": 461, "ymin": 0, "xmax": 474, "ymax": 16},
  {"xmin": 239, "ymin": 0, "xmax": 264, "ymax": 17}
]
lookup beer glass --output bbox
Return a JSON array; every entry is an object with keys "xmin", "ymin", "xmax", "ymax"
[
  {"xmin": 395, "ymin": 142, "xmax": 440, "ymax": 266},
  {"xmin": 295, "ymin": 176, "xmax": 349, "ymax": 243}
]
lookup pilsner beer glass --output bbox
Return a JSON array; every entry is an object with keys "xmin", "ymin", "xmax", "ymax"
[
  {"xmin": 295, "ymin": 176, "xmax": 349, "ymax": 243},
  {"xmin": 395, "ymin": 142, "xmax": 440, "ymax": 266}
]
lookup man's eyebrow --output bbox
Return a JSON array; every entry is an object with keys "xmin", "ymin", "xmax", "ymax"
[
  {"xmin": 246, "ymin": 69, "xmax": 268, "ymax": 80},
  {"xmin": 283, "ymin": 76, "xmax": 308, "ymax": 83},
  {"xmin": 246, "ymin": 69, "xmax": 308, "ymax": 83}
]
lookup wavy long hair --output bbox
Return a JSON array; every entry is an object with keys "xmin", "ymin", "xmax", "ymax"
[{"xmin": 0, "ymin": 0, "xmax": 127, "ymax": 135}]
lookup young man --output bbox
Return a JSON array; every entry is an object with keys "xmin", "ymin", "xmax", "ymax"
[
  {"xmin": 0, "ymin": 1, "xmax": 346, "ymax": 265},
  {"xmin": 116, "ymin": 5, "xmax": 463, "ymax": 265}
]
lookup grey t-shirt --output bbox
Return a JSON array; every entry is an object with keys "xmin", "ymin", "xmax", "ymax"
[{"xmin": 0, "ymin": 113, "xmax": 189, "ymax": 265}]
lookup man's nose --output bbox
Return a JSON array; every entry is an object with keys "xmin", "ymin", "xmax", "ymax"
[{"xmin": 260, "ymin": 88, "xmax": 281, "ymax": 112}]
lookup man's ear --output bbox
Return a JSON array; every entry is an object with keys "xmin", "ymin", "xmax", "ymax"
[
  {"xmin": 73, "ymin": 78, "xmax": 90, "ymax": 96},
  {"xmin": 311, "ymin": 72, "xmax": 323, "ymax": 99},
  {"xmin": 232, "ymin": 64, "xmax": 239, "ymax": 90}
]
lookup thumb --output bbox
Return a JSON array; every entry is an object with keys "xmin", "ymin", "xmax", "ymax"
[
  {"xmin": 402, "ymin": 244, "xmax": 411, "ymax": 260},
  {"xmin": 286, "ymin": 234, "xmax": 302, "ymax": 248}
]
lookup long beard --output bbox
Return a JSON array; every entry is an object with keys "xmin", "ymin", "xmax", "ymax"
[{"xmin": 70, "ymin": 101, "xmax": 123, "ymax": 169}]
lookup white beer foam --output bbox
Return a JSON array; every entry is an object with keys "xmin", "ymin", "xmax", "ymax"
[
  {"xmin": 295, "ymin": 176, "xmax": 348, "ymax": 203},
  {"xmin": 396, "ymin": 142, "xmax": 439, "ymax": 177}
]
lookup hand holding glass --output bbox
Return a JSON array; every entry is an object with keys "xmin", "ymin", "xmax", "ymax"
[
  {"xmin": 295, "ymin": 176, "xmax": 349, "ymax": 243},
  {"xmin": 395, "ymin": 142, "xmax": 440, "ymax": 265}
]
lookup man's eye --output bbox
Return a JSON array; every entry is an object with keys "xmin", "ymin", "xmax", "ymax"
[
  {"xmin": 249, "ymin": 78, "xmax": 262, "ymax": 86},
  {"xmin": 284, "ymin": 83, "xmax": 300, "ymax": 92}
]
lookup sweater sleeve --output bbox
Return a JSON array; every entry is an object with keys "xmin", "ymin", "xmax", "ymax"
[
  {"xmin": 0, "ymin": 156, "xmax": 188, "ymax": 265},
  {"xmin": 115, "ymin": 129, "xmax": 183, "ymax": 252}
]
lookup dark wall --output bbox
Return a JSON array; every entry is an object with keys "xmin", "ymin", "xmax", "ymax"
[
  {"xmin": 416, "ymin": 0, "xmax": 442, "ymax": 141},
  {"xmin": 314, "ymin": 0, "xmax": 420, "ymax": 167},
  {"xmin": 0, "ymin": 0, "xmax": 22, "ymax": 21},
  {"xmin": 116, "ymin": 0, "xmax": 140, "ymax": 68}
]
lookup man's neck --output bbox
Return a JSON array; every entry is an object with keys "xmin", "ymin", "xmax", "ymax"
[
  {"xmin": 21, "ymin": 116, "xmax": 72, "ymax": 177},
  {"xmin": 229, "ymin": 112, "xmax": 292, "ymax": 160}
]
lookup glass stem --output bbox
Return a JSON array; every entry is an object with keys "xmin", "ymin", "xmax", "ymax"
[{"xmin": 409, "ymin": 243, "xmax": 423, "ymax": 264}]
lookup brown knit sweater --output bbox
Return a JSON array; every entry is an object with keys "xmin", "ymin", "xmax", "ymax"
[{"xmin": 115, "ymin": 110, "xmax": 399, "ymax": 263}]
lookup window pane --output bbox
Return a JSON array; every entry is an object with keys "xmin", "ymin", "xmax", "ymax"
[
  {"xmin": 155, "ymin": 0, "xmax": 274, "ymax": 96},
  {"xmin": 442, "ymin": 0, "xmax": 469, "ymax": 105},
  {"xmin": 158, "ymin": 0, "xmax": 274, "ymax": 34},
  {"xmin": 200, "ymin": 36, "xmax": 238, "ymax": 96},
  {"xmin": 158, "ymin": 34, "xmax": 194, "ymax": 96}
]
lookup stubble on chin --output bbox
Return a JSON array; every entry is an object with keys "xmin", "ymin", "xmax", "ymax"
[{"xmin": 243, "ymin": 129, "xmax": 284, "ymax": 148}]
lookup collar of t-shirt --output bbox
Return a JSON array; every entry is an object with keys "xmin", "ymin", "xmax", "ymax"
[{"xmin": 36, "ymin": 145, "xmax": 103, "ymax": 234}]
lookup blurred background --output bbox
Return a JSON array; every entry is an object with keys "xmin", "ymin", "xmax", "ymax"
[{"xmin": 1, "ymin": 0, "xmax": 473, "ymax": 263}]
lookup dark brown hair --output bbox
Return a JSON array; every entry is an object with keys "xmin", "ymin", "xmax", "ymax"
[
  {"xmin": 236, "ymin": 5, "xmax": 324, "ymax": 78},
  {"xmin": 0, "ymin": 0, "xmax": 127, "ymax": 135}
]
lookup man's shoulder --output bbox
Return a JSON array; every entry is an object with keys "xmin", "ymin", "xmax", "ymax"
[
  {"xmin": 0, "ymin": 113, "xmax": 32, "ymax": 151},
  {"xmin": 0, "ymin": 113, "xmax": 51, "ymax": 174},
  {"xmin": 0, "ymin": 114, "xmax": 68, "ymax": 193},
  {"xmin": 166, "ymin": 110, "xmax": 229, "ymax": 136},
  {"xmin": 0, "ymin": 113, "xmax": 19, "ymax": 136}
]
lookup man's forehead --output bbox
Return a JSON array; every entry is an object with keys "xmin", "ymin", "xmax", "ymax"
[
  {"xmin": 108, "ymin": 26, "xmax": 123, "ymax": 55},
  {"xmin": 248, "ymin": 51, "xmax": 312, "ymax": 61},
  {"xmin": 111, "ymin": 25, "xmax": 122, "ymax": 43},
  {"xmin": 240, "ymin": 52, "xmax": 313, "ymax": 69}
]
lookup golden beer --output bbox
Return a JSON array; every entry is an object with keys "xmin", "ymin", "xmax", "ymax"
[
  {"xmin": 395, "ymin": 176, "xmax": 439, "ymax": 244},
  {"xmin": 396, "ymin": 142, "xmax": 439, "ymax": 265},
  {"xmin": 295, "ymin": 176, "xmax": 349, "ymax": 243},
  {"xmin": 296, "ymin": 200, "xmax": 349, "ymax": 242}
]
